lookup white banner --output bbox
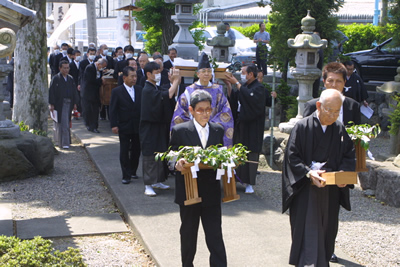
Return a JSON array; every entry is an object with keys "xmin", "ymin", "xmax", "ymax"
[{"xmin": 48, "ymin": 4, "xmax": 87, "ymax": 46}]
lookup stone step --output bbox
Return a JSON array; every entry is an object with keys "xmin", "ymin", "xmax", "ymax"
[
  {"xmin": 0, "ymin": 202, "xmax": 13, "ymax": 237},
  {"xmin": 0, "ymin": 206, "xmax": 129, "ymax": 239},
  {"xmin": 16, "ymin": 213, "xmax": 129, "ymax": 239}
]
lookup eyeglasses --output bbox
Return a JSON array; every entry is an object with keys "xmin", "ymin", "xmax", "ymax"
[
  {"xmin": 198, "ymin": 69, "xmax": 212, "ymax": 74},
  {"xmin": 194, "ymin": 108, "xmax": 212, "ymax": 115},
  {"xmin": 321, "ymin": 105, "xmax": 340, "ymax": 117}
]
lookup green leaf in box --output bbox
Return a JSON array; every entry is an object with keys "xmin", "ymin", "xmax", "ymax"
[{"xmin": 155, "ymin": 144, "xmax": 249, "ymax": 205}]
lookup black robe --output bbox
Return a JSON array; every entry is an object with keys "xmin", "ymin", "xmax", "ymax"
[
  {"xmin": 48, "ymin": 73, "xmax": 79, "ymax": 122},
  {"xmin": 344, "ymin": 73, "xmax": 368, "ymax": 103},
  {"xmin": 282, "ymin": 113, "xmax": 355, "ymax": 265},
  {"xmin": 139, "ymin": 81, "xmax": 173, "ymax": 156},
  {"xmin": 228, "ymin": 79, "xmax": 266, "ymax": 153}
]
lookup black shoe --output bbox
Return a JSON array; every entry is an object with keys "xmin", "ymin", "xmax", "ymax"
[
  {"xmin": 330, "ymin": 253, "xmax": 338, "ymax": 263},
  {"xmin": 257, "ymin": 171, "xmax": 261, "ymax": 175},
  {"xmin": 87, "ymin": 126, "xmax": 91, "ymax": 131},
  {"xmin": 100, "ymin": 117, "xmax": 106, "ymax": 120},
  {"xmin": 131, "ymin": 175, "xmax": 138, "ymax": 179},
  {"xmin": 122, "ymin": 178, "xmax": 131, "ymax": 184},
  {"xmin": 92, "ymin": 129, "xmax": 100, "ymax": 133}
]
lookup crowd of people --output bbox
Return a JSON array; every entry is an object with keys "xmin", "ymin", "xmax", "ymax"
[{"xmin": 47, "ymin": 33, "xmax": 370, "ymax": 265}]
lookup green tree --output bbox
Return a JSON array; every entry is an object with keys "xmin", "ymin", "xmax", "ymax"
[
  {"xmin": 268, "ymin": 0, "xmax": 343, "ymax": 81},
  {"xmin": 388, "ymin": 0, "xmax": 400, "ymax": 45},
  {"xmin": 133, "ymin": 0, "xmax": 177, "ymax": 54}
]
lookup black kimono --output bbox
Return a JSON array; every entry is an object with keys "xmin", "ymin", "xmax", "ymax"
[
  {"xmin": 228, "ymin": 79, "xmax": 266, "ymax": 185},
  {"xmin": 282, "ymin": 113, "xmax": 355, "ymax": 266},
  {"xmin": 344, "ymin": 73, "xmax": 368, "ymax": 103},
  {"xmin": 139, "ymin": 81, "xmax": 173, "ymax": 185}
]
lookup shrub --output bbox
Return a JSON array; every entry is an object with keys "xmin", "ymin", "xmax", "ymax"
[
  {"xmin": 17, "ymin": 121, "xmax": 47, "ymax": 137},
  {"xmin": 0, "ymin": 235, "xmax": 86, "ymax": 266},
  {"xmin": 389, "ymin": 93, "xmax": 400, "ymax": 136}
]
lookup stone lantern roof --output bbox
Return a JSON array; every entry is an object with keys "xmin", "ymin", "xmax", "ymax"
[
  {"xmin": 287, "ymin": 10, "xmax": 327, "ymax": 50},
  {"xmin": 0, "ymin": 0, "xmax": 36, "ymax": 33}
]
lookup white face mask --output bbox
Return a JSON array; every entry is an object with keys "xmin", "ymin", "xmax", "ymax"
[
  {"xmin": 75, "ymin": 56, "xmax": 81, "ymax": 62},
  {"xmin": 54, "ymin": 49, "xmax": 60, "ymax": 55},
  {"xmin": 117, "ymin": 55, "xmax": 124, "ymax": 60},
  {"xmin": 61, "ymin": 50, "xmax": 68, "ymax": 56},
  {"xmin": 240, "ymin": 74, "xmax": 248, "ymax": 83},
  {"xmin": 88, "ymin": 55, "xmax": 96, "ymax": 61},
  {"xmin": 103, "ymin": 50, "xmax": 109, "ymax": 56},
  {"xmin": 125, "ymin": 53, "xmax": 133, "ymax": 59},
  {"xmin": 154, "ymin": 73, "xmax": 161, "ymax": 83}
]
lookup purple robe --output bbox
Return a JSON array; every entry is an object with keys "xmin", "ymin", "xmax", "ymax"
[{"xmin": 171, "ymin": 83, "xmax": 234, "ymax": 147}]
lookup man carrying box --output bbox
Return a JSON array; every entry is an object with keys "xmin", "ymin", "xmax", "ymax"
[
  {"xmin": 171, "ymin": 90, "xmax": 227, "ymax": 267},
  {"xmin": 282, "ymin": 89, "xmax": 355, "ymax": 266}
]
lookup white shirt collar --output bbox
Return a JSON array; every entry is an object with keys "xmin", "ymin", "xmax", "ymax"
[
  {"xmin": 193, "ymin": 119, "xmax": 209, "ymax": 144},
  {"xmin": 195, "ymin": 81, "xmax": 212, "ymax": 87},
  {"xmin": 193, "ymin": 119, "xmax": 209, "ymax": 134}
]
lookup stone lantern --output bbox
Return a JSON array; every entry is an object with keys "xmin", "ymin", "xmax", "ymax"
[
  {"xmin": 206, "ymin": 22, "xmax": 234, "ymax": 63},
  {"xmin": 165, "ymin": 0, "xmax": 204, "ymax": 60},
  {"xmin": 279, "ymin": 11, "xmax": 327, "ymax": 134}
]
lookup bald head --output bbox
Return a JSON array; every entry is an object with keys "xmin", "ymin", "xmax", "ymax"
[{"xmin": 316, "ymin": 89, "xmax": 344, "ymax": 125}]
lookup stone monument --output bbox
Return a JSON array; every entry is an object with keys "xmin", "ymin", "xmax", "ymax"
[
  {"xmin": 0, "ymin": 1, "xmax": 54, "ymax": 180},
  {"xmin": 279, "ymin": 11, "xmax": 327, "ymax": 134},
  {"xmin": 164, "ymin": 0, "xmax": 204, "ymax": 60},
  {"xmin": 206, "ymin": 22, "xmax": 234, "ymax": 63}
]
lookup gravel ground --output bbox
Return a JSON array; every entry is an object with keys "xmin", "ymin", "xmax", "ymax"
[
  {"xmin": 0, "ymin": 129, "xmax": 155, "ymax": 267},
  {"xmin": 256, "ymin": 133, "xmax": 400, "ymax": 267}
]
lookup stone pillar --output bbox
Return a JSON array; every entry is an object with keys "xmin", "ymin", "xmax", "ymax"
[
  {"xmin": 0, "ymin": 29, "xmax": 19, "ymax": 139},
  {"xmin": 278, "ymin": 11, "xmax": 327, "ymax": 134},
  {"xmin": 165, "ymin": 0, "xmax": 204, "ymax": 60}
]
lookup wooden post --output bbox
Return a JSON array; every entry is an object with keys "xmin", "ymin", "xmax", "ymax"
[
  {"xmin": 355, "ymin": 141, "xmax": 368, "ymax": 172},
  {"xmin": 182, "ymin": 163, "xmax": 240, "ymax": 206}
]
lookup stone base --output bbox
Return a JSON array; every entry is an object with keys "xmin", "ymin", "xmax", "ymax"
[
  {"xmin": 0, "ymin": 120, "xmax": 20, "ymax": 139},
  {"xmin": 169, "ymin": 43, "xmax": 199, "ymax": 61},
  {"xmin": 358, "ymin": 160, "xmax": 400, "ymax": 207},
  {"xmin": 0, "ymin": 131, "xmax": 54, "ymax": 180},
  {"xmin": 278, "ymin": 117, "xmax": 301, "ymax": 134}
]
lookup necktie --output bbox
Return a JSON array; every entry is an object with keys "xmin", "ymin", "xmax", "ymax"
[{"xmin": 200, "ymin": 127, "xmax": 207, "ymax": 148}]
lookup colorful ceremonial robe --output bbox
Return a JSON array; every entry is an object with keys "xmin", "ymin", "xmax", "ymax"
[{"xmin": 171, "ymin": 82, "xmax": 234, "ymax": 147}]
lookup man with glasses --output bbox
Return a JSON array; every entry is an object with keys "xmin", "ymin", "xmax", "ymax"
[
  {"xmin": 283, "ymin": 89, "xmax": 355, "ymax": 267},
  {"xmin": 172, "ymin": 90, "xmax": 227, "ymax": 267},
  {"xmin": 303, "ymin": 62, "xmax": 361, "ymax": 126}
]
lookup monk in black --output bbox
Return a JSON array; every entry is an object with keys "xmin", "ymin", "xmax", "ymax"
[{"xmin": 282, "ymin": 89, "xmax": 355, "ymax": 266}]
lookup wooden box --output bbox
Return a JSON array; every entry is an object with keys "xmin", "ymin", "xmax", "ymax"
[
  {"xmin": 181, "ymin": 163, "xmax": 240, "ymax": 206},
  {"xmin": 99, "ymin": 76, "xmax": 118, "ymax": 106},
  {"xmin": 355, "ymin": 141, "xmax": 368, "ymax": 172},
  {"xmin": 175, "ymin": 65, "xmax": 232, "ymax": 79},
  {"xmin": 320, "ymin": 171, "xmax": 358, "ymax": 185}
]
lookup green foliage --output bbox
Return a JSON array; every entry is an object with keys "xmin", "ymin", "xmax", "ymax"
[
  {"xmin": 268, "ymin": 0, "xmax": 343, "ymax": 77},
  {"xmin": 190, "ymin": 21, "xmax": 206, "ymax": 52},
  {"xmin": 388, "ymin": 0, "xmax": 400, "ymax": 46},
  {"xmin": 275, "ymin": 80, "xmax": 297, "ymax": 121},
  {"xmin": 346, "ymin": 123, "xmax": 381, "ymax": 150},
  {"xmin": 389, "ymin": 93, "xmax": 400, "ymax": 136},
  {"xmin": 17, "ymin": 121, "xmax": 47, "ymax": 137},
  {"xmin": 233, "ymin": 23, "xmax": 272, "ymax": 39},
  {"xmin": 0, "ymin": 235, "xmax": 86, "ymax": 266},
  {"xmin": 338, "ymin": 23, "xmax": 395, "ymax": 54},
  {"xmin": 143, "ymin": 27, "xmax": 162, "ymax": 54},
  {"xmin": 155, "ymin": 144, "xmax": 249, "ymax": 171}
]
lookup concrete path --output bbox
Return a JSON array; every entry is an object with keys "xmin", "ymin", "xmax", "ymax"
[{"xmin": 70, "ymin": 119, "xmax": 363, "ymax": 267}]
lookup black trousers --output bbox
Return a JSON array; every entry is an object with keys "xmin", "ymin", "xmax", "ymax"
[
  {"xmin": 100, "ymin": 105, "xmax": 109, "ymax": 119},
  {"xmin": 256, "ymin": 45, "xmax": 268, "ymax": 75},
  {"xmin": 83, "ymin": 98, "xmax": 99, "ymax": 130},
  {"xmin": 179, "ymin": 204, "xmax": 227, "ymax": 267},
  {"xmin": 119, "ymin": 132, "xmax": 141, "ymax": 179}
]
